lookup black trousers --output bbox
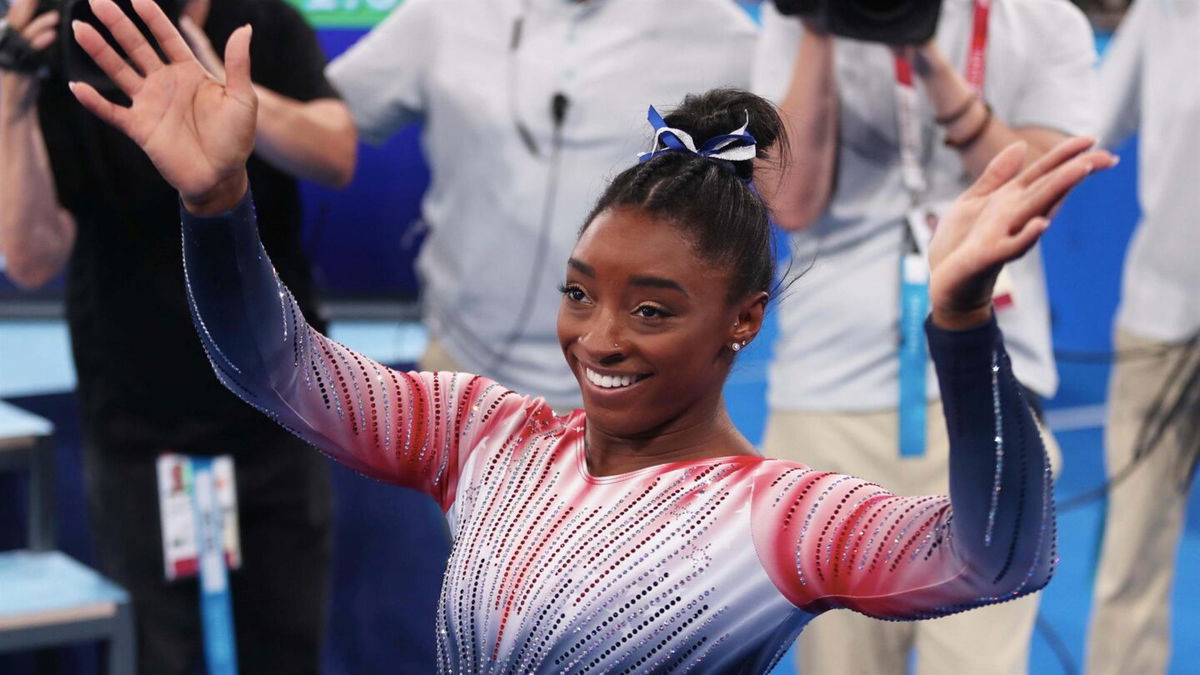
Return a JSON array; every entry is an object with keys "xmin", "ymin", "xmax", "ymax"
[{"xmin": 83, "ymin": 435, "xmax": 332, "ymax": 675}]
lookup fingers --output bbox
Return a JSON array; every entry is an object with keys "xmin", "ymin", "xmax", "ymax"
[
  {"xmin": 7, "ymin": 0, "xmax": 38, "ymax": 29},
  {"xmin": 223, "ymin": 24, "xmax": 254, "ymax": 106},
  {"xmin": 1015, "ymin": 136, "xmax": 1095, "ymax": 188},
  {"xmin": 1000, "ymin": 216, "xmax": 1050, "ymax": 261},
  {"xmin": 961, "ymin": 141, "xmax": 1026, "ymax": 199},
  {"xmin": 1023, "ymin": 149, "xmax": 1118, "ymax": 218},
  {"xmin": 72, "ymin": 19, "xmax": 143, "ymax": 97},
  {"xmin": 22, "ymin": 10, "xmax": 60, "ymax": 50},
  {"xmin": 87, "ymin": 0, "xmax": 164, "ymax": 75},
  {"xmin": 69, "ymin": 80, "xmax": 132, "ymax": 134},
  {"xmin": 132, "ymin": 0, "xmax": 194, "ymax": 64}
]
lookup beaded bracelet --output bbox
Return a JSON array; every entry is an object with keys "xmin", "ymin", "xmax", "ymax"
[
  {"xmin": 945, "ymin": 103, "xmax": 993, "ymax": 150},
  {"xmin": 935, "ymin": 94, "xmax": 978, "ymax": 126}
]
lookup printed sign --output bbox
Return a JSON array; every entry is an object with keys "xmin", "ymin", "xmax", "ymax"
[{"xmin": 285, "ymin": 0, "xmax": 404, "ymax": 28}]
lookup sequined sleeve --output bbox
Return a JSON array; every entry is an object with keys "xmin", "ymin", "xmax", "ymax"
[
  {"xmin": 752, "ymin": 316, "xmax": 1054, "ymax": 620},
  {"xmin": 180, "ymin": 193, "xmax": 541, "ymax": 509}
]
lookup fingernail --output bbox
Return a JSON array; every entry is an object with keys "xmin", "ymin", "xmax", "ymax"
[{"xmin": 71, "ymin": 19, "xmax": 83, "ymax": 32}]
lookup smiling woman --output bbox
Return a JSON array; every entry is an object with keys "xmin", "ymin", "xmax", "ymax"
[{"xmin": 64, "ymin": 0, "xmax": 1119, "ymax": 671}]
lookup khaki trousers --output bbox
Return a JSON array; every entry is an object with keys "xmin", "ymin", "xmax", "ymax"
[
  {"xmin": 1085, "ymin": 330, "xmax": 1200, "ymax": 675},
  {"xmin": 762, "ymin": 401, "xmax": 1061, "ymax": 675},
  {"xmin": 419, "ymin": 336, "xmax": 466, "ymax": 373}
]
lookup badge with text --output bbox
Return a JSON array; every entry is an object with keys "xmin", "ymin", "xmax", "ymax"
[{"xmin": 156, "ymin": 454, "xmax": 242, "ymax": 581}]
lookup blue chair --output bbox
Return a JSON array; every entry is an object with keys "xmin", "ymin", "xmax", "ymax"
[{"xmin": 0, "ymin": 400, "xmax": 134, "ymax": 673}]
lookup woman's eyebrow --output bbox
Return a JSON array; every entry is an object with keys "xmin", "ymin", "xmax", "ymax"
[
  {"xmin": 629, "ymin": 275, "xmax": 688, "ymax": 296},
  {"xmin": 568, "ymin": 258, "xmax": 595, "ymax": 277}
]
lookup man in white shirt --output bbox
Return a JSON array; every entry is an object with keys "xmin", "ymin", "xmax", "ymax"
[
  {"xmin": 1086, "ymin": 2, "xmax": 1200, "ymax": 673},
  {"xmin": 752, "ymin": 1, "xmax": 1095, "ymax": 672},
  {"xmin": 325, "ymin": 0, "xmax": 757, "ymax": 410}
]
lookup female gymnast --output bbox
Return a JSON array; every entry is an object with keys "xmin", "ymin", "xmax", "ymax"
[{"xmin": 68, "ymin": 0, "xmax": 1116, "ymax": 671}]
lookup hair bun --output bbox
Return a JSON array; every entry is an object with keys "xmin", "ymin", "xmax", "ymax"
[{"xmin": 661, "ymin": 89, "xmax": 784, "ymax": 182}]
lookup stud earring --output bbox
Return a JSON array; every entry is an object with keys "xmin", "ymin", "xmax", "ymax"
[{"xmin": 731, "ymin": 342, "xmax": 742, "ymax": 352}]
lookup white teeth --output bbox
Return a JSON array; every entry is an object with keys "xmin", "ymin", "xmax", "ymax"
[{"xmin": 585, "ymin": 368, "xmax": 642, "ymax": 390}]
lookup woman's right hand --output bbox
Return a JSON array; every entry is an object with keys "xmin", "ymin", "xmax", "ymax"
[{"xmin": 69, "ymin": 0, "xmax": 256, "ymax": 214}]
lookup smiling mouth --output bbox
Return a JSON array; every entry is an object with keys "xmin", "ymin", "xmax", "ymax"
[{"xmin": 584, "ymin": 367, "xmax": 650, "ymax": 390}]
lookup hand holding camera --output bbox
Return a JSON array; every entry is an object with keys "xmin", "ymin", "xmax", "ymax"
[
  {"xmin": 773, "ymin": 0, "xmax": 943, "ymax": 45},
  {"xmin": 0, "ymin": 0, "xmax": 59, "ymax": 108}
]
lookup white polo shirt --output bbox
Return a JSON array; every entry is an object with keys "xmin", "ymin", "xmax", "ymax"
[
  {"xmin": 753, "ymin": 0, "xmax": 1096, "ymax": 411},
  {"xmin": 327, "ymin": 0, "xmax": 756, "ymax": 409},
  {"xmin": 1097, "ymin": 0, "xmax": 1200, "ymax": 343}
]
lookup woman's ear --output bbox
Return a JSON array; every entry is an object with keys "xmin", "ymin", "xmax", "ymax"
[{"xmin": 730, "ymin": 291, "xmax": 768, "ymax": 348}]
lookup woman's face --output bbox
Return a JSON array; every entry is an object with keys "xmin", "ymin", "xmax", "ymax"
[{"xmin": 557, "ymin": 207, "xmax": 761, "ymax": 437}]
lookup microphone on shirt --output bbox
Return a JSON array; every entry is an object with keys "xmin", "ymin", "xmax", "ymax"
[
  {"xmin": 552, "ymin": 92, "xmax": 570, "ymax": 128},
  {"xmin": 516, "ymin": 92, "xmax": 570, "ymax": 157}
]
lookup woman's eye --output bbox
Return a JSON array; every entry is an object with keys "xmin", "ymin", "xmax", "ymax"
[
  {"xmin": 635, "ymin": 305, "xmax": 668, "ymax": 319},
  {"xmin": 559, "ymin": 285, "xmax": 588, "ymax": 303}
]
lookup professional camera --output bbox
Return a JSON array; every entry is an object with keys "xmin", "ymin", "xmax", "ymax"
[
  {"xmin": 773, "ymin": 0, "xmax": 943, "ymax": 45},
  {"xmin": 1, "ymin": 0, "xmax": 182, "ymax": 101}
]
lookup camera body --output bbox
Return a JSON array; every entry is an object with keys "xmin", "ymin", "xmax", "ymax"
[{"xmin": 773, "ymin": 0, "xmax": 943, "ymax": 45}]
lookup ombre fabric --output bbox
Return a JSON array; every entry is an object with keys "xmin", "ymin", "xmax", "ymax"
[{"xmin": 181, "ymin": 194, "xmax": 1055, "ymax": 674}]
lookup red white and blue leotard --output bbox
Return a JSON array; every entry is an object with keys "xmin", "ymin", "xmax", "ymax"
[{"xmin": 181, "ymin": 194, "xmax": 1054, "ymax": 674}]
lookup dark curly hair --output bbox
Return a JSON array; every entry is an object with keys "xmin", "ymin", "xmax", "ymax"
[{"xmin": 582, "ymin": 89, "xmax": 787, "ymax": 304}]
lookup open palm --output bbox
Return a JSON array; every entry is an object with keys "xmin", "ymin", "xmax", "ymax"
[
  {"xmin": 70, "ymin": 0, "xmax": 255, "ymax": 208},
  {"xmin": 928, "ymin": 137, "xmax": 1117, "ymax": 326}
]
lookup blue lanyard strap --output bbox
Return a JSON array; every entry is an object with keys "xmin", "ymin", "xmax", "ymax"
[
  {"xmin": 192, "ymin": 456, "xmax": 239, "ymax": 675},
  {"xmin": 899, "ymin": 248, "xmax": 930, "ymax": 458}
]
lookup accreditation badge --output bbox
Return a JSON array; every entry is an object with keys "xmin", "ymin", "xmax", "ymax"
[{"xmin": 156, "ymin": 453, "xmax": 243, "ymax": 581}]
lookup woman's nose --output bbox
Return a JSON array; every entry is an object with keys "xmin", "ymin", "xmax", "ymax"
[{"xmin": 577, "ymin": 313, "xmax": 626, "ymax": 363}]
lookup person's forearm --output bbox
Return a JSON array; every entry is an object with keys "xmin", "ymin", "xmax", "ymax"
[
  {"xmin": 0, "ymin": 75, "xmax": 75, "ymax": 288},
  {"xmin": 931, "ymin": 315, "xmax": 1055, "ymax": 599},
  {"xmin": 917, "ymin": 53, "xmax": 1058, "ymax": 177},
  {"xmin": 760, "ymin": 28, "xmax": 838, "ymax": 231},
  {"xmin": 252, "ymin": 88, "xmax": 356, "ymax": 189}
]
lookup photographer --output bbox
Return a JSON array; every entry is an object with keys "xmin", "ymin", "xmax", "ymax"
[
  {"xmin": 0, "ymin": 0, "xmax": 354, "ymax": 671},
  {"xmin": 753, "ymin": 0, "xmax": 1095, "ymax": 672}
]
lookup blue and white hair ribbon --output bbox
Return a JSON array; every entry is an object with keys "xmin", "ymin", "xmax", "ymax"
[{"xmin": 637, "ymin": 106, "xmax": 758, "ymax": 169}]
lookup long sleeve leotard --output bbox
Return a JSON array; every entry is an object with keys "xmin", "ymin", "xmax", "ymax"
[{"xmin": 181, "ymin": 194, "xmax": 1055, "ymax": 674}]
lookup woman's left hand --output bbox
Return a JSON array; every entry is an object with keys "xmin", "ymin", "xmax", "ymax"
[{"xmin": 928, "ymin": 137, "xmax": 1117, "ymax": 330}]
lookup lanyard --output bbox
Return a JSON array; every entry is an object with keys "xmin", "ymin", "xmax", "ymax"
[
  {"xmin": 893, "ymin": 0, "xmax": 991, "ymax": 202},
  {"xmin": 896, "ymin": 0, "xmax": 990, "ymax": 458}
]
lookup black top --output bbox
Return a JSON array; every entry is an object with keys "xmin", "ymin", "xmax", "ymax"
[{"xmin": 37, "ymin": 0, "xmax": 337, "ymax": 455}]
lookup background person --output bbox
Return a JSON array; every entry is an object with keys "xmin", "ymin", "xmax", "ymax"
[
  {"xmin": 0, "ymin": 0, "xmax": 354, "ymax": 671},
  {"xmin": 1086, "ymin": 1, "xmax": 1200, "ymax": 672},
  {"xmin": 322, "ymin": 0, "xmax": 757, "ymax": 410},
  {"xmin": 752, "ymin": 0, "xmax": 1096, "ymax": 672}
]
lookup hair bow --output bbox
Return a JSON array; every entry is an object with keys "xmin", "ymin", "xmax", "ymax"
[{"xmin": 637, "ymin": 106, "xmax": 758, "ymax": 172}]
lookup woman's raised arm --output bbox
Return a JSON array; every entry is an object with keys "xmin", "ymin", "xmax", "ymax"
[
  {"xmin": 72, "ymin": 0, "xmax": 545, "ymax": 508},
  {"xmin": 753, "ymin": 138, "xmax": 1117, "ymax": 618}
]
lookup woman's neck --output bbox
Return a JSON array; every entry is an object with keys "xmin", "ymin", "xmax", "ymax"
[{"xmin": 583, "ymin": 399, "xmax": 758, "ymax": 478}]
